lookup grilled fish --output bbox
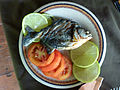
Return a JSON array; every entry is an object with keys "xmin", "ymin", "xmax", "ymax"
[{"xmin": 23, "ymin": 17, "xmax": 92, "ymax": 54}]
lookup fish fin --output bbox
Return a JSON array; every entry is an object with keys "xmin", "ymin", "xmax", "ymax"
[
  {"xmin": 23, "ymin": 25, "xmax": 45, "ymax": 46},
  {"xmin": 23, "ymin": 33, "xmax": 32, "ymax": 46},
  {"xmin": 25, "ymin": 25, "xmax": 38, "ymax": 38},
  {"xmin": 40, "ymin": 39, "xmax": 55, "ymax": 54},
  {"xmin": 46, "ymin": 48, "xmax": 55, "ymax": 54},
  {"xmin": 25, "ymin": 25, "xmax": 35, "ymax": 33}
]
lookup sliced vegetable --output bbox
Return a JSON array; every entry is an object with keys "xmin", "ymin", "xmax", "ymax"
[
  {"xmin": 70, "ymin": 41, "xmax": 99, "ymax": 68},
  {"xmin": 40, "ymin": 50, "xmax": 61, "ymax": 72},
  {"xmin": 56, "ymin": 56, "xmax": 72, "ymax": 80},
  {"xmin": 43, "ymin": 56, "xmax": 65, "ymax": 78},
  {"xmin": 38, "ymin": 50, "xmax": 55, "ymax": 67},
  {"xmin": 42, "ymin": 13, "xmax": 53, "ymax": 26},
  {"xmin": 28, "ymin": 42, "xmax": 50, "ymax": 66},
  {"xmin": 22, "ymin": 13, "xmax": 49, "ymax": 36},
  {"xmin": 73, "ymin": 61, "xmax": 100, "ymax": 83}
]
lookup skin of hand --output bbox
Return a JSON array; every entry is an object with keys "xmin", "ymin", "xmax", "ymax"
[{"xmin": 79, "ymin": 77, "xmax": 103, "ymax": 90}]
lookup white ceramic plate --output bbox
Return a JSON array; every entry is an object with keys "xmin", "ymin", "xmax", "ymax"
[{"xmin": 19, "ymin": 1, "xmax": 106, "ymax": 89}]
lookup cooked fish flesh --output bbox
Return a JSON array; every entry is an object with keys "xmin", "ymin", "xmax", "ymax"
[{"xmin": 23, "ymin": 17, "xmax": 92, "ymax": 54}]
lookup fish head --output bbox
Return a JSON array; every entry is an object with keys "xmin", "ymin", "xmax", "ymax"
[
  {"xmin": 62, "ymin": 27, "xmax": 93, "ymax": 50},
  {"xmin": 73, "ymin": 27, "xmax": 92, "ymax": 42}
]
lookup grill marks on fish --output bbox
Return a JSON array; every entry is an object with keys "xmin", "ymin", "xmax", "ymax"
[
  {"xmin": 41, "ymin": 20, "xmax": 80, "ymax": 53},
  {"xmin": 40, "ymin": 19, "xmax": 62, "ymax": 38},
  {"xmin": 46, "ymin": 19, "xmax": 67, "ymax": 39},
  {"xmin": 41, "ymin": 19, "xmax": 64, "ymax": 41},
  {"xmin": 49, "ymin": 21, "xmax": 72, "ymax": 39},
  {"xmin": 50, "ymin": 20, "xmax": 68, "ymax": 35},
  {"xmin": 49, "ymin": 21, "xmax": 75, "ymax": 43},
  {"xmin": 23, "ymin": 17, "xmax": 92, "ymax": 54},
  {"xmin": 41, "ymin": 19, "xmax": 74, "ymax": 44}
]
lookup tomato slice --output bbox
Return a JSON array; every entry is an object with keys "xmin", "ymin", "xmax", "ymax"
[
  {"xmin": 56, "ymin": 56, "xmax": 72, "ymax": 80},
  {"xmin": 40, "ymin": 50, "xmax": 61, "ymax": 72},
  {"xmin": 38, "ymin": 51, "xmax": 55, "ymax": 67},
  {"xmin": 43, "ymin": 56, "xmax": 65, "ymax": 78},
  {"xmin": 28, "ymin": 43, "xmax": 54, "ymax": 66}
]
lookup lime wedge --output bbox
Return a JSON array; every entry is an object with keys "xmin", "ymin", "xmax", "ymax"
[
  {"xmin": 32, "ymin": 38, "xmax": 40, "ymax": 42},
  {"xmin": 73, "ymin": 61, "xmax": 100, "ymax": 83},
  {"xmin": 42, "ymin": 13, "xmax": 53, "ymax": 26},
  {"xmin": 22, "ymin": 13, "xmax": 48, "ymax": 36},
  {"xmin": 70, "ymin": 41, "xmax": 99, "ymax": 68}
]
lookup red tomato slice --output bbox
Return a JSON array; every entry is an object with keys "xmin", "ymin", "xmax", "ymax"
[
  {"xmin": 56, "ymin": 56, "xmax": 72, "ymax": 80},
  {"xmin": 43, "ymin": 56, "xmax": 65, "ymax": 78},
  {"xmin": 40, "ymin": 50, "xmax": 61, "ymax": 72},
  {"xmin": 38, "ymin": 51, "xmax": 55, "ymax": 67},
  {"xmin": 28, "ymin": 43, "xmax": 54, "ymax": 66}
]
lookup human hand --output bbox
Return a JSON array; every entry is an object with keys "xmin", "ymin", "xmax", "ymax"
[{"xmin": 79, "ymin": 77, "xmax": 103, "ymax": 90}]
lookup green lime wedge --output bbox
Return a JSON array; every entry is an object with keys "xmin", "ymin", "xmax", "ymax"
[
  {"xmin": 32, "ymin": 38, "xmax": 40, "ymax": 42},
  {"xmin": 22, "ymin": 13, "xmax": 48, "ymax": 36},
  {"xmin": 73, "ymin": 61, "xmax": 100, "ymax": 83},
  {"xmin": 32, "ymin": 13, "xmax": 53, "ymax": 43},
  {"xmin": 42, "ymin": 13, "xmax": 53, "ymax": 26},
  {"xmin": 70, "ymin": 41, "xmax": 99, "ymax": 68}
]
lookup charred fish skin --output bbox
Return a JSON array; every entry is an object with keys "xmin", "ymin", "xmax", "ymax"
[
  {"xmin": 23, "ymin": 17, "xmax": 92, "ymax": 53},
  {"xmin": 40, "ymin": 39, "xmax": 55, "ymax": 54}
]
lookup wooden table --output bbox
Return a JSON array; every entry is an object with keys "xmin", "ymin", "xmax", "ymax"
[{"xmin": 0, "ymin": 17, "xmax": 20, "ymax": 90}]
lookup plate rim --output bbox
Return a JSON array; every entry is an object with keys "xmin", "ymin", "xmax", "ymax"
[{"xmin": 19, "ymin": 1, "xmax": 106, "ymax": 89}]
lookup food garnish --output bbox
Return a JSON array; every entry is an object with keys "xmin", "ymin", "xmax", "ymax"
[
  {"xmin": 42, "ymin": 55, "xmax": 72, "ymax": 80},
  {"xmin": 27, "ymin": 42, "xmax": 49, "ymax": 66},
  {"xmin": 70, "ymin": 41, "xmax": 99, "ymax": 68},
  {"xmin": 22, "ymin": 13, "xmax": 52, "ymax": 36},
  {"xmin": 43, "ymin": 56, "xmax": 65, "ymax": 78},
  {"xmin": 73, "ymin": 61, "xmax": 100, "ymax": 83},
  {"xmin": 40, "ymin": 50, "xmax": 61, "ymax": 72},
  {"xmin": 56, "ymin": 56, "xmax": 72, "ymax": 80}
]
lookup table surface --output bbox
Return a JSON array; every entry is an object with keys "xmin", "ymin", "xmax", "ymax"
[{"xmin": 0, "ymin": 17, "xmax": 20, "ymax": 90}]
